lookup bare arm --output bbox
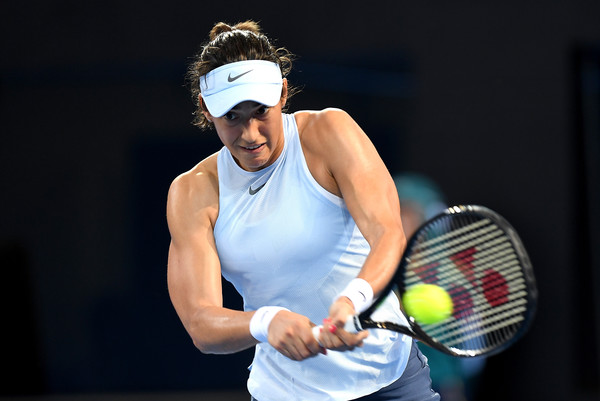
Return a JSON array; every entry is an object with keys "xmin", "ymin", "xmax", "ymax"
[
  {"xmin": 298, "ymin": 109, "xmax": 406, "ymax": 343},
  {"xmin": 326, "ymin": 110, "xmax": 406, "ymax": 295},
  {"xmin": 166, "ymin": 156, "xmax": 257, "ymax": 354}
]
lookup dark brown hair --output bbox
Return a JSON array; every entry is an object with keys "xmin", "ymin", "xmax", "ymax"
[{"xmin": 186, "ymin": 21, "xmax": 298, "ymax": 129}]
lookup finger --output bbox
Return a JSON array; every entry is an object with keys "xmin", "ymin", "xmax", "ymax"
[
  {"xmin": 337, "ymin": 328, "xmax": 369, "ymax": 348},
  {"xmin": 274, "ymin": 340, "xmax": 303, "ymax": 361},
  {"xmin": 280, "ymin": 348, "xmax": 296, "ymax": 361},
  {"xmin": 285, "ymin": 343, "xmax": 303, "ymax": 361},
  {"xmin": 314, "ymin": 320, "xmax": 339, "ymax": 349},
  {"xmin": 303, "ymin": 332, "xmax": 325, "ymax": 356},
  {"xmin": 289, "ymin": 336, "xmax": 323, "ymax": 361},
  {"xmin": 324, "ymin": 320, "xmax": 351, "ymax": 348},
  {"xmin": 323, "ymin": 317, "xmax": 338, "ymax": 335},
  {"xmin": 320, "ymin": 328, "xmax": 349, "ymax": 350},
  {"xmin": 314, "ymin": 320, "xmax": 364, "ymax": 351}
]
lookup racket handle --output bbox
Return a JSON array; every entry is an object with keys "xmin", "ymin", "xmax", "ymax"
[
  {"xmin": 344, "ymin": 315, "xmax": 363, "ymax": 333},
  {"xmin": 312, "ymin": 326, "xmax": 322, "ymax": 345}
]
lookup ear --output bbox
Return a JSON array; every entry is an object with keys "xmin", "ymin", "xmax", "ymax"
[
  {"xmin": 199, "ymin": 95, "xmax": 213, "ymax": 122},
  {"xmin": 280, "ymin": 78, "xmax": 288, "ymax": 108}
]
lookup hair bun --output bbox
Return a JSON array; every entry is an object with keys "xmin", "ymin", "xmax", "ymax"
[{"xmin": 209, "ymin": 20, "xmax": 261, "ymax": 40}]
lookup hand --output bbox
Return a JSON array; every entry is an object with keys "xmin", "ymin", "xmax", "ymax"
[
  {"xmin": 316, "ymin": 297, "xmax": 369, "ymax": 351},
  {"xmin": 267, "ymin": 310, "xmax": 326, "ymax": 361}
]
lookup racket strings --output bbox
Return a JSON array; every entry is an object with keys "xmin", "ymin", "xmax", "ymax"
[
  {"xmin": 408, "ymin": 222, "xmax": 505, "ymax": 267},
  {"xmin": 410, "ymin": 219, "xmax": 496, "ymax": 258},
  {"xmin": 402, "ymin": 215, "xmax": 530, "ymax": 354},
  {"xmin": 427, "ymin": 296, "xmax": 528, "ymax": 343},
  {"xmin": 406, "ymin": 243, "xmax": 519, "ymax": 286}
]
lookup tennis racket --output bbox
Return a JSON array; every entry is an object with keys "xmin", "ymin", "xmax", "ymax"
[{"xmin": 315, "ymin": 205, "xmax": 537, "ymax": 357}]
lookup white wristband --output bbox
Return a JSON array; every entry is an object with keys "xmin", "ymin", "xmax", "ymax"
[
  {"xmin": 249, "ymin": 306, "xmax": 289, "ymax": 343},
  {"xmin": 337, "ymin": 278, "xmax": 374, "ymax": 314}
]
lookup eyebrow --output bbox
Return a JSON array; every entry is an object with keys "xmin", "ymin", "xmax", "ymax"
[{"xmin": 229, "ymin": 101, "xmax": 263, "ymax": 111}]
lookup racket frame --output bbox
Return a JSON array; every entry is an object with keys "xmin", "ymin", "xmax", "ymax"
[{"xmin": 356, "ymin": 205, "xmax": 538, "ymax": 357}]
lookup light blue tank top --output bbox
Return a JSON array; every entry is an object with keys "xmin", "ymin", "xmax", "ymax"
[{"xmin": 214, "ymin": 113, "xmax": 411, "ymax": 401}]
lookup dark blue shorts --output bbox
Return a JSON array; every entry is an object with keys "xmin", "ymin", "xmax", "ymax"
[
  {"xmin": 251, "ymin": 340, "xmax": 440, "ymax": 400},
  {"xmin": 353, "ymin": 340, "xmax": 440, "ymax": 400}
]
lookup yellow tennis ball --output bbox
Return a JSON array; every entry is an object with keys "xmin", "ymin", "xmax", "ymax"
[{"xmin": 402, "ymin": 284, "xmax": 453, "ymax": 325}]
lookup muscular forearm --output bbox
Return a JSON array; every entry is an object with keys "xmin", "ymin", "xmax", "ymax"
[{"xmin": 183, "ymin": 305, "xmax": 258, "ymax": 354}]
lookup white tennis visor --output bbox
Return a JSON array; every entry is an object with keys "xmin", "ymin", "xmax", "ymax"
[{"xmin": 199, "ymin": 60, "xmax": 283, "ymax": 117}]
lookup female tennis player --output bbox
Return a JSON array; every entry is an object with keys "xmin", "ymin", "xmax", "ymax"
[{"xmin": 166, "ymin": 20, "xmax": 440, "ymax": 401}]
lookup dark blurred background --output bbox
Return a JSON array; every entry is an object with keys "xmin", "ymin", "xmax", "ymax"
[{"xmin": 1, "ymin": 1, "xmax": 599, "ymax": 400}]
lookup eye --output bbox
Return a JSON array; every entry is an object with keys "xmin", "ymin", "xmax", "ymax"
[
  {"xmin": 255, "ymin": 105, "xmax": 269, "ymax": 116},
  {"xmin": 224, "ymin": 111, "xmax": 238, "ymax": 121}
]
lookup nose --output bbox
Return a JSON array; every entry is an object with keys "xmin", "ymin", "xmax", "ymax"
[{"xmin": 240, "ymin": 118, "xmax": 261, "ymax": 143}]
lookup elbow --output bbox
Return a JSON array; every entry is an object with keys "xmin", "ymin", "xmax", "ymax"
[
  {"xmin": 187, "ymin": 323, "xmax": 222, "ymax": 354},
  {"xmin": 179, "ymin": 306, "xmax": 253, "ymax": 355},
  {"xmin": 188, "ymin": 327, "xmax": 238, "ymax": 355},
  {"xmin": 381, "ymin": 221, "xmax": 406, "ymax": 247},
  {"xmin": 383, "ymin": 223, "xmax": 407, "ymax": 262},
  {"xmin": 398, "ymin": 228, "xmax": 407, "ymax": 249},
  {"xmin": 190, "ymin": 330, "xmax": 224, "ymax": 354},
  {"xmin": 192, "ymin": 337, "xmax": 217, "ymax": 354},
  {"xmin": 192, "ymin": 338, "xmax": 241, "ymax": 355}
]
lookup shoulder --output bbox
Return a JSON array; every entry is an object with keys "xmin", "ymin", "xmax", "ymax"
[
  {"xmin": 167, "ymin": 152, "xmax": 220, "ymax": 233},
  {"xmin": 169, "ymin": 152, "xmax": 219, "ymax": 200},
  {"xmin": 294, "ymin": 108, "xmax": 362, "ymax": 151},
  {"xmin": 294, "ymin": 108, "xmax": 355, "ymax": 135},
  {"xmin": 291, "ymin": 109, "xmax": 369, "ymax": 196},
  {"xmin": 294, "ymin": 108, "xmax": 370, "ymax": 156}
]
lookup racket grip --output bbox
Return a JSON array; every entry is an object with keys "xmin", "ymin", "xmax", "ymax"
[
  {"xmin": 312, "ymin": 325, "xmax": 323, "ymax": 346},
  {"xmin": 344, "ymin": 315, "xmax": 362, "ymax": 333}
]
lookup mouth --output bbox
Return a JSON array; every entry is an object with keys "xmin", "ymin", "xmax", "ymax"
[{"xmin": 241, "ymin": 143, "xmax": 265, "ymax": 152}]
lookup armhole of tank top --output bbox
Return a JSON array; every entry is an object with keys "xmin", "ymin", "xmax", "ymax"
[
  {"xmin": 214, "ymin": 147, "xmax": 224, "ymax": 233},
  {"xmin": 288, "ymin": 114, "xmax": 347, "ymax": 210}
]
